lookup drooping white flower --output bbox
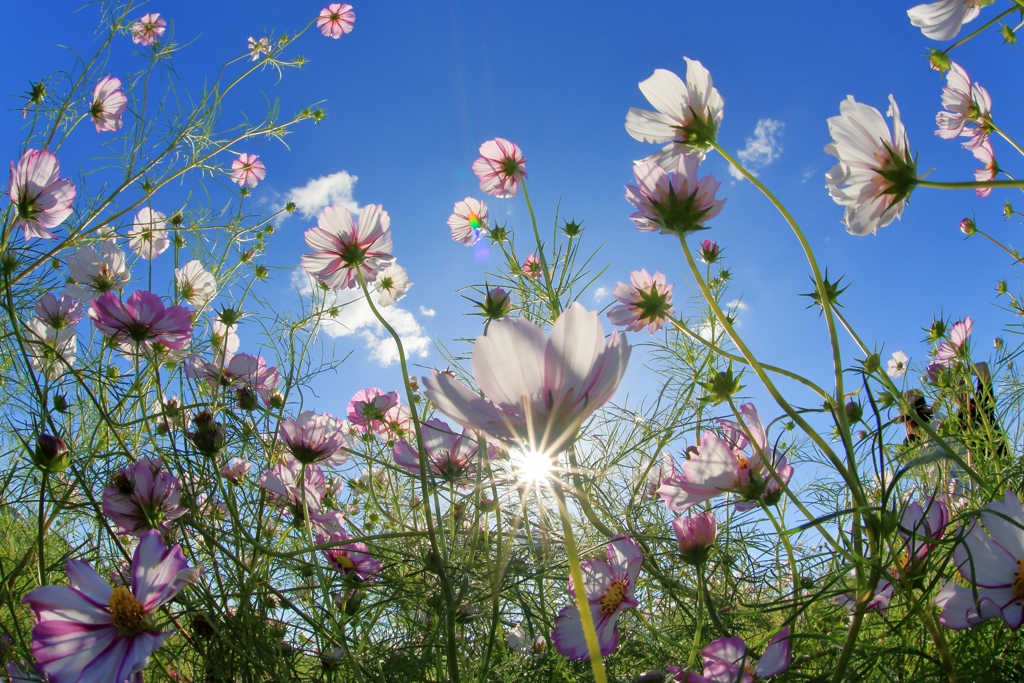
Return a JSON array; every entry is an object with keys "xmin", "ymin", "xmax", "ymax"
[
  {"xmin": 908, "ymin": 0, "xmax": 987, "ymax": 41},
  {"xmin": 373, "ymin": 264, "xmax": 411, "ymax": 307},
  {"xmin": 936, "ymin": 62, "xmax": 992, "ymax": 149},
  {"xmin": 175, "ymin": 260, "xmax": 217, "ymax": 307}
]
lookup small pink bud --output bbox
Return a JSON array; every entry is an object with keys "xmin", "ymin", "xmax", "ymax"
[
  {"xmin": 672, "ymin": 511, "xmax": 717, "ymax": 565},
  {"xmin": 699, "ymin": 239, "xmax": 720, "ymax": 263},
  {"xmin": 959, "ymin": 218, "xmax": 976, "ymax": 236}
]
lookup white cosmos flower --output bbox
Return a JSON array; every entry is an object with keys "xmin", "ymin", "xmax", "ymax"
[
  {"xmin": 908, "ymin": 0, "xmax": 987, "ymax": 41},
  {"xmin": 129, "ymin": 207, "xmax": 170, "ymax": 259},
  {"xmin": 65, "ymin": 242, "xmax": 131, "ymax": 300},
  {"xmin": 373, "ymin": 264, "xmax": 411, "ymax": 308},
  {"xmin": 825, "ymin": 95, "xmax": 917, "ymax": 236},
  {"xmin": 625, "ymin": 57, "xmax": 724, "ymax": 168},
  {"xmin": 175, "ymin": 260, "xmax": 218, "ymax": 307},
  {"xmin": 24, "ymin": 318, "xmax": 76, "ymax": 379},
  {"xmin": 888, "ymin": 350, "xmax": 909, "ymax": 378}
]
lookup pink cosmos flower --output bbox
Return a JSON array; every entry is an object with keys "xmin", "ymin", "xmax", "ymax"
[
  {"xmin": 836, "ymin": 579, "xmax": 895, "ymax": 614},
  {"xmin": 186, "ymin": 352, "xmax": 278, "ymax": 407},
  {"xmin": 311, "ymin": 510, "xmax": 347, "ymax": 536},
  {"xmin": 348, "ymin": 388, "xmax": 400, "ymax": 435},
  {"xmin": 9, "ymin": 149, "xmax": 76, "ymax": 240},
  {"xmin": 128, "ymin": 208, "xmax": 169, "ymax": 259},
  {"xmin": 89, "ymin": 290, "xmax": 192, "ymax": 352},
  {"xmin": 301, "ymin": 204, "xmax": 395, "ymax": 290},
  {"xmin": 35, "ymin": 292, "xmax": 83, "ymax": 330},
  {"xmin": 448, "ymin": 197, "xmax": 489, "ymax": 246},
  {"xmin": 381, "ymin": 403, "xmax": 411, "ymax": 442},
  {"xmin": 130, "ymin": 13, "xmax": 166, "ymax": 46},
  {"xmin": 90, "ymin": 75, "xmax": 128, "ymax": 133},
  {"xmin": 220, "ymin": 458, "xmax": 252, "ymax": 483},
  {"xmin": 908, "ymin": 0, "xmax": 984, "ymax": 41},
  {"xmin": 935, "ymin": 317, "xmax": 972, "ymax": 367},
  {"xmin": 936, "ymin": 62, "xmax": 992, "ymax": 148},
  {"xmin": 102, "ymin": 458, "xmax": 186, "ymax": 537},
  {"xmin": 679, "ymin": 629, "xmax": 791, "ymax": 682},
  {"xmin": 552, "ymin": 536, "xmax": 642, "ymax": 660},
  {"xmin": 66, "ymin": 242, "xmax": 131, "ymax": 300},
  {"xmin": 625, "ymin": 156, "xmax": 725, "ymax": 236},
  {"xmin": 317, "ymin": 4, "xmax": 355, "ymax": 39},
  {"xmin": 825, "ymin": 95, "xmax": 917, "ymax": 236},
  {"xmin": 935, "ymin": 491, "xmax": 1024, "ymax": 629},
  {"xmin": 658, "ymin": 403, "xmax": 793, "ymax": 512},
  {"xmin": 392, "ymin": 417, "xmax": 497, "ymax": 482},
  {"xmin": 972, "ymin": 140, "xmax": 997, "ymax": 198},
  {"xmin": 23, "ymin": 530, "xmax": 192, "ymax": 683},
  {"xmin": 673, "ymin": 511, "xmax": 717, "ymax": 565},
  {"xmin": 230, "ymin": 153, "xmax": 266, "ymax": 188},
  {"xmin": 279, "ymin": 411, "xmax": 353, "ymax": 466},
  {"xmin": 259, "ymin": 456, "xmax": 326, "ymax": 518},
  {"xmin": 699, "ymin": 239, "xmax": 720, "ymax": 263},
  {"xmin": 422, "ymin": 303, "xmax": 630, "ymax": 454},
  {"xmin": 471, "ymin": 138, "xmax": 527, "ymax": 198},
  {"xmin": 888, "ymin": 350, "xmax": 909, "ymax": 379},
  {"xmin": 898, "ymin": 496, "xmax": 950, "ymax": 574},
  {"xmin": 248, "ymin": 36, "xmax": 270, "ymax": 60},
  {"xmin": 607, "ymin": 269, "xmax": 675, "ymax": 334},
  {"xmin": 639, "ymin": 451, "xmax": 677, "ymax": 500},
  {"xmin": 479, "ymin": 286, "xmax": 511, "ymax": 320},
  {"xmin": 319, "ymin": 530, "xmax": 382, "ymax": 582},
  {"xmin": 625, "ymin": 58, "xmax": 725, "ymax": 167},
  {"xmin": 522, "ymin": 253, "xmax": 543, "ymax": 278}
]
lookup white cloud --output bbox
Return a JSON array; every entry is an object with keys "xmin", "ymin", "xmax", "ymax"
[
  {"xmin": 285, "ymin": 171, "xmax": 360, "ymax": 219},
  {"xmin": 419, "ymin": 306, "xmax": 436, "ymax": 317},
  {"xmin": 292, "ymin": 270, "xmax": 431, "ymax": 367},
  {"xmin": 592, "ymin": 286, "xmax": 610, "ymax": 304},
  {"xmin": 725, "ymin": 299, "xmax": 748, "ymax": 313},
  {"xmin": 729, "ymin": 119, "xmax": 784, "ymax": 180}
]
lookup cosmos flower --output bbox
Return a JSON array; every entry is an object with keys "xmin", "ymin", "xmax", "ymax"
[
  {"xmin": 888, "ymin": 351, "xmax": 909, "ymax": 379},
  {"xmin": 319, "ymin": 531, "xmax": 382, "ymax": 582},
  {"xmin": 972, "ymin": 140, "xmax": 997, "ymax": 198},
  {"xmin": 24, "ymin": 319, "xmax": 76, "ymax": 380},
  {"xmin": 522, "ymin": 253, "xmax": 543, "ymax": 278},
  {"xmin": 552, "ymin": 536, "xmax": 642, "ymax": 660},
  {"xmin": 908, "ymin": 0, "xmax": 985, "ymax": 41},
  {"xmin": 317, "ymin": 4, "xmax": 355, "ymax": 39},
  {"xmin": 607, "ymin": 269, "xmax": 675, "ymax": 334},
  {"xmin": 625, "ymin": 156, "xmax": 725, "ymax": 236},
  {"xmin": 65, "ymin": 242, "xmax": 131, "ymax": 300},
  {"xmin": 374, "ymin": 263, "xmax": 411, "ymax": 307},
  {"xmin": 935, "ymin": 317, "xmax": 972, "ymax": 367},
  {"xmin": 22, "ymin": 530, "xmax": 193, "ymax": 683},
  {"xmin": 898, "ymin": 496, "xmax": 950, "ymax": 574},
  {"xmin": 279, "ymin": 411, "xmax": 353, "ymax": 467},
  {"xmin": 936, "ymin": 62, "xmax": 992, "ymax": 148},
  {"xmin": 681, "ymin": 629, "xmax": 791, "ymax": 682},
  {"xmin": 248, "ymin": 36, "xmax": 270, "ymax": 60},
  {"xmin": 472, "ymin": 138, "xmax": 527, "ymax": 198},
  {"xmin": 347, "ymin": 387, "xmax": 400, "ymax": 435},
  {"xmin": 229, "ymin": 153, "xmax": 266, "ymax": 188},
  {"xmin": 625, "ymin": 57, "xmax": 724, "ymax": 167},
  {"xmin": 130, "ymin": 13, "xmax": 167, "ymax": 46},
  {"xmin": 174, "ymin": 260, "xmax": 217, "ymax": 307},
  {"xmin": 392, "ymin": 417, "xmax": 497, "ymax": 482},
  {"xmin": 673, "ymin": 511, "xmax": 717, "ymax": 566},
  {"xmin": 448, "ymin": 197, "xmax": 489, "ymax": 246},
  {"xmin": 220, "ymin": 458, "xmax": 252, "ymax": 483},
  {"xmin": 89, "ymin": 291, "xmax": 192, "ymax": 352},
  {"xmin": 90, "ymin": 75, "xmax": 128, "ymax": 133},
  {"xmin": 259, "ymin": 456, "xmax": 326, "ymax": 517},
  {"xmin": 102, "ymin": 458, "xmax": 186, "ymax": 537},
  {"xmin": 935, "ymin": 491, "xmax": 1024, "ymax": 629},
  {"xmin": 34, "ymin": 293, "xmax": 83, "ymax": 330},
  {"xmin": 9, "ymin": 149, "xmax": 76, "ymax": 240},
  {"xmin": 422, "ymin": 302, "xmax": 630, "ymax": 455},
  {"xmin": 825, "ymin": 95, "xmax": 917, "ymax": 236},
  {"xmin": 835, "ymin": 579, "xmax": 896, "ymax": 615},
  {"xmin": 128, "ymin": 208, "xmax": 169, "ymax": 259},
  {"xmin": 301, "ymin": 204, "xmax": 395, "ymax": 290},
  {"xmin": 699, "ymin": 239, "xmax": 720, "ymax": 264}
]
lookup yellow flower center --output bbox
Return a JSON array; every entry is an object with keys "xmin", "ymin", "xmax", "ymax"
[
  {"xmin": 108, "ymin": 586, "xmax": 146, "ymax": 634},
  {"xmin": 599, "ymin": 579, "xmax": 628, "ymax": 614},
  {"xmin": 736, "ymin": 453, "xmax": 750, "ymax": 470},
  {"xmin": 337, "ymin": 554, "xmax": 356, "ymax": 571}
]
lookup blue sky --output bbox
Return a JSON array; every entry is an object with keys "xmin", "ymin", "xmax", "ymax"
[{"xmin": 2, "ymin": 0, "xmax": 1020, "ymax": 430}]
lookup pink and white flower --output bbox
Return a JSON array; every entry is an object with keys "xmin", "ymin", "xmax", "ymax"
[
  {"xmin": 972, "ymin": 140, "xmax": 997, "ymax": 198},
  {"xmin": 301, "ymin": 204, "xmax": 395, "ymax": 290},
  {"xmin": 22, "ymin": 530, "xmax": 192, "ymax": 683},
  {"xmin": 90, "ymin": 75, "xmax": 128, "ymax": 133},
  {"xmin": 186, "ymin": 352, "xmax": 279, "ymax": 406},
  {"xmin": 66, "ymin": 242, "xmax": 131, "ymax": 300},
  {"xmin": 319, "ymin": 530, "xmax": 382, "ymax": 582},
  {"xmin": 279, "ymin": 411, "xmax": 353, "ymax": 467},
  {"xmin": 908, "ymin": 0, "xmax": 985, "ymax": 41},
  {"xmin": 348, "ymin": 387, "xmax": 400, "ymax": 435},
  {"xmin": 392, "ymin": 417, "xmax": 497, "ymax": 482},
  {"xmin": 625, "ymin": 58, "xmax": 724, "ymax": 167},
  {"xmin": 317, "ymin": 4, "xmax": 355, "ymax": 39},
  {"xmin": 89, "ymin": 290, "xmax": 192, "ymax": 352},
  {"xmin": 936, "ymin": 62, "xmax": 992, "ymax": 148},
  {"xmin": 552, "ymin": 536, "xmax": 642, "ymax": 660},
  {"xmin": 24, "ymin": 319, "xmax": 76, "ymax": 380},
  {"xmin": 888, "ymin": 350, "xmax": 909, "ymax": 379},
  {"xmin": 522, "ymin": 253, "xmax": 543, "ymax": 278},
  {"xmin": 899, "ymin": 496, "xmax": 950, "ymax": 574},
  {"xmin": 9, "ymin": 149, "xmax": 76, "ymax": 240},
  {"xmin": 175, "ymin": 260, "xmax": 217, "ymax": 307},
  {"xmin": 825, "ymin": 96, "xmax": 917, "ymax": 236},
  {"xmin": 448, "ymin": 197, "xmax": 489, "ymax": 246},
  {"xmin": 248, "ymin": 36, "xmax": 270, "ymax": 60},
  {"xmin": 625, "ymin": 156, "xmax": 725, "ymax": 236},
  {"xmin": 130, "ymin": 13, "xmax": 166, "ymax": 46},
  {"xmin": 423, "ymin": 303, "xmax": 629, "ymax": 454},
  {"xmin": 935, "ymin": 316, "xmax": 972, "ymax": 367},
  {"xmin": 471, "ymin": 138, "xmax": 527, "ymax": 198},
  {"xmin": 102, "ymin": 458, "xmax": 186, "ymax": 536},
  {"xmin": 673, "ymin": 511, "xmax": 717, "ymax": 566},
  {"xmin": 683, "ymin": 629, "xmax": 791, "ymax": 682},
  {"xmin": 374, "ymin": 263, "xmax": 411, "ymax": 307},
  {"xmin": 699, "ymin": 239, "xmax": 720, "ymax": 264},
  {"xmin": 34, "ymin": 292, "xmax": 83, "ymax": 330},
  {"xmin": 220, "ymin": 458, "xmax": 252, "ymax": 483},
  {"xmin": 259, "ymin": 456, "xmax": 326, "ymax": 517},
  {"xmin": 382, "ymin": 403, "xmax": 411, "ymax": 442},
  {"xmin": 836, "ymin": 579, "xmax": 896, "ymax": 614},
  {"xmin": 128, "ymin": 208, "xmax": 169, "ymax": 259},
  {"xmin": 607, "ymin": 269, "xmax": 675, "ymax": 334},
  {"xmin": 658, "ymin": 403, "xmax": 793, "ymax": 511},
  {"xmin": 935, "ymin": 491, "xmax": 1024, "ymax": 629},
  {"xmin": 229, "ymin": 153, "xmax": 266, "ymax": 188}
]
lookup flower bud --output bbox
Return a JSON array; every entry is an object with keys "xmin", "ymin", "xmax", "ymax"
[
  {"xmin": 561, "ymin": 219, "xmax": 583, "ymax": 237},
  {"xmin": 844, "ymin": 401, "xmax": 863, "ymax": 424},
  {"xmin": 637, "ymin": 672, "xmax": 667, "ymax": 683},
  {"xmin": 479, "ymin": 287, "xmax": 511, "ymax": 321},
  {"xmin": 997, "ymin": 279, "xmax": 1008, "ymax": 296},
  {"xmin": 188, "ymin": 411, "xmax": 226, "ymax": 458},
  {"xmin": 995, "ymin": 337, "xmax": 1004, "ymax": 350},
  {"xmin": 699, "ymin": 239, "xmax": 720, "ymax": 264},
  {"xmin": 702, "ymin": 368, "xmax": 743, "ymax": 405},
  {"xmin": 959, "ymin": 217, "xmax": 976, "ymax": 236},
  {"xmin": 672, "ymin": 511, "xmax": 717, "ymax": 566},
  {"xmin": 33, "ymin": 434, "xmax": 69, "ymax": 473},
  {"xmin": 928, "ymin": 49, "xmax": 951, "ymax": 72},
  {"xmin": 52, "ymin": 394, "xmax": 69, "ymax": 413}
]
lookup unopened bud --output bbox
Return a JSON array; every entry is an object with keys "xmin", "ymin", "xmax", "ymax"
[
  {"xmin": 672, "ymin": 511, "xmax": 717, "ymax": 566},
  {"xmin": 928, "ymin": 49, "xmax": 951, "ymax": 72},
  {"xmin": 479, "ymin": 287, "xmax": 511, "ymax": 321},
  {"xmin": 845, "ymin": 401, "xmax": 863, "ymax": 424},
  {"xmin": 699, "ymin": 239, "xmax": 720, "ymax": 264},
  {"xmin": 959, "ymin": 217, "xmax": 976, "ymax": 236},
  {"xmin": 188, "ymin": 411, "xmax": 226, "ymax": 457},
  {"xmin": 33, "ymin": 434, "xmax": 69, "ymax": 473}
]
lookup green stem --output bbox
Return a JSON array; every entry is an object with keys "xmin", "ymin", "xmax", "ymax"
[
  {"xmin": 941, "ymin": 6, "xmax": 1017, "ymax": 54},
  {"xmin": 687, "ymin": 569, "xmax": 705, "ymax": 667},
  {"xmin": 918, "ymin": 178, "xmax": 1024, "ymax": 190},
  {"xmin": 520, "ymin": 180, "xmax": 562, "ymax": 316},
  {"xmin": 37, "ymin": 470, "xmax": 47, "ymax": 585}
]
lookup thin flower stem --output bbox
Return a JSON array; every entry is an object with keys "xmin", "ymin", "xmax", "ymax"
[
  {"xmin": 992, "ymin": 123, "xmax": 1024, "ymax": 158},
  {"xmin": 760, "ymin": 502, "xmax": 800, "ymax": 619},
  {"xmin": 942, "ymin": 6, "xmax": 1017, "ymax": 54},
  {"xmin": 37, "ymin": 471, "xmax": 47, "ymax": 585},
  {"xmin": 918, "ymin": 178, "xmax": 1024, "ymax": 190},
  {"xmin": 520, "ymin": 180, "xmax": 562, "ymax": 316},
  {"xmin": 552, "ymin": 480, "xmax": 608, "ymax": 683},
  {"xmin": 687, "ymin": 569, "xmax": 705, "ymax": 667},
  {"xmin": 975, "ymin": 230, "xmax": 1024, "ymax": 264}
]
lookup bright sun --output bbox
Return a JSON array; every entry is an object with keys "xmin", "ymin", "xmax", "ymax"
[{"xmin": 510, "ymin": 448, "xmax": 554, "ymax": 486}]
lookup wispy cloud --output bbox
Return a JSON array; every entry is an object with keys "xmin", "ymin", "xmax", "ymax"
[
  {"xmin": 729, "ymin": 119, "xmax": 784, "ymax": 180},
  {"xmin": 592, "ymin": 286, "xmax": 610, "ymax": 304},
  {"xmin": 283, "ymin": 171, "xmax": 360, "ymax": 219},
  {"xmin": 419, "ymin": 306, "xmax": 436, "ymax": 317},
  {"xmin": 292, "ymin": 270, "xmax": 431, "ymax": 367}
]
